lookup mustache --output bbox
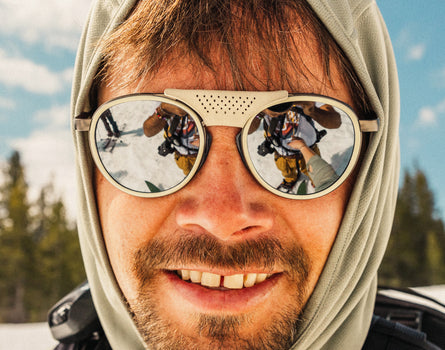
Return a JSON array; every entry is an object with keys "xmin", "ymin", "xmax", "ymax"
[{"xmin": 133, "ymin": 232, "xmax": 311, "ymax": 282}]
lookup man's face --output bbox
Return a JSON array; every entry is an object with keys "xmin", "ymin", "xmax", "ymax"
[{"xmin": 95, "ymin": 38, "xmax": 357, "ymax": 349}]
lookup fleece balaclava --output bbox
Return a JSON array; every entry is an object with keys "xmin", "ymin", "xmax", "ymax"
[{"xmin": 71, "ymin": 0, "xmax": 399, "ymax": 348}]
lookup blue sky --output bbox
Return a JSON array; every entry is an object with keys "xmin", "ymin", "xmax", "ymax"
[
  {"xmin": 378, "ymin": 0, "xmax": 445, "ymax": 219},
  {"xmin": 0, "ymin": 0, "xmax": 444, "ymax": 219}
]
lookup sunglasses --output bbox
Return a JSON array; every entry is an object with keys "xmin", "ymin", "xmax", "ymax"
[{"xmin": 75, "ymin": 89, "xmax": 378, "ymax": 199}]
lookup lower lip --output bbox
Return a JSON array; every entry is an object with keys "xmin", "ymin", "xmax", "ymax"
[{"xmin": 164, "ymin": 271, "xmax": 281, "ymax": 313}]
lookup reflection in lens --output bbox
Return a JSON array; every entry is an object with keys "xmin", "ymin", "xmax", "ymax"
[
  {"xmin": 95, "ymin": 100, "xmax": 200, "ymax": 194},
  {"xmin": 247, "ymin": 102, "xmax": 355, "ymax": 195}
]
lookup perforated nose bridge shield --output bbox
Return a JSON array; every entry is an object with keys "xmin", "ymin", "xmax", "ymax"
[
  {"xmin": 164, "ymin": 89, "xmax": 290, "ymax": 127},
  {"xmin": 163, "ymin": 89, "xmax": 291, "ymax": 186}
]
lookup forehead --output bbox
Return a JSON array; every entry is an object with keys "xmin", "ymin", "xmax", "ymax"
[
  {"xmin": 99, "ymin": 39, "xmax": 353, "ymax": 108},
  {"xmin": 96, "ymin": 0, "xmax": 368, "ymax": 113}
]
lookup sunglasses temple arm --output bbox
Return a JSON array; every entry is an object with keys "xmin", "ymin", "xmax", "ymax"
[
  {"xmin": 359, "ymin": 119, "xmax": 379, "ymax": 132},
  {"xmin": 74, "ymin": 112, "xmax": 93, "ymax": 131}
]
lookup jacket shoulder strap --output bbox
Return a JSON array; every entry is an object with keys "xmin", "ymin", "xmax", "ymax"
[{"xmin": 363, "ymin": 315, "xmax": 441, "ymax": 350}]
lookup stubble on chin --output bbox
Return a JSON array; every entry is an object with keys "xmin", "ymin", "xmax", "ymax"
[{"xmin": 126, "ymin": 234, "xmax": 311, "ymax": 350}]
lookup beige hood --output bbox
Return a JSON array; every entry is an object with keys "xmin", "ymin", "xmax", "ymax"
[{"xmin": 71, "ymin": 0, "xmax": 399, "ymax": 348}]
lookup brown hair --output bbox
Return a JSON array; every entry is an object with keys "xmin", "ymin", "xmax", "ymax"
[{"xmin": 96, "ymin": 0, "xmax": 372, "ymax": 116}]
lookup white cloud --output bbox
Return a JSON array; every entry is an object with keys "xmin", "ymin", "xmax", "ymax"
[
  {"xmin": 33, "ymin": 104, "xmax": 71, "ymax": 130},
  {"xmin": 0, "ymin": 0, "xmax": 92, "ymax": 51},
  {"xmin": 9, "ymin": 104, "xmax": 77, "ymax": 218},
  {"xmin": 395, "ymin": 27, "xmax": 410, "ymax": 49},
  {"xmin": 417, "ymin": 98, "xmax": 445, "ymax": 127},
  {"xmin": 0, "ymin": 50, "xmax": 71, "ymax": 94},
  {"xmin": 61, "ymin": 68, "xmax": 75, "ymax": 85},
  {"xmin": 418, "ymin": 107, "xmax": 437, "ymax": 126},
  {"xmin": 407, "ymin": 43, "xmax": 426, "ymax": 61},
  {"xmin": 394, "ymin": 27, "xmax": 427, "ymax": 62}
]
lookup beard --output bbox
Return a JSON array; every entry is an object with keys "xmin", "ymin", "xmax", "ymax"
[{"xmin": 127, "ymin": 233, "xmax": 311, "ymax": 350}]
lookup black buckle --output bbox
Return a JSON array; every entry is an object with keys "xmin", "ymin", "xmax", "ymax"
[{"xmin": 386, "ymin": 309, "xmax": 423, "ymax": 331}]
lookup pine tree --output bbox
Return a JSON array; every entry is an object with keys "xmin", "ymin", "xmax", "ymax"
[
  {"xmin": 0, "ymin": 151, "xmax": 34, "ymax": 322},
  {"xmin": 379, "ymin": 166, "xmax": 445, "ymax": 287},
  {"xmin": 30, "ymin": 184, "xmax": 85, "ymax": 321},
  {"xmin": 0, "ymin": 151, "xmax": 85, "ymax": 322}
]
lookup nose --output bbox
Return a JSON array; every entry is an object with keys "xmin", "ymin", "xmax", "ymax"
[{"xmin": 175, "ymin": 126, "xmax": 274, "ymax": 241}]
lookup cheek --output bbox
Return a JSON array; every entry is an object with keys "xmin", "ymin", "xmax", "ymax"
[
  {"xmin": 95, "ymin": 170, "xmax": 174, "ymax": 298},
  {"xmin": 279, "ymin": 175, "xmax": 353, "ymax": 288}
]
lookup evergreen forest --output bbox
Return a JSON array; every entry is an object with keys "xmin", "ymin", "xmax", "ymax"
[
  {"xmin": 0, "ymin": 150, "xmax": 444, "ymax": 323},
  {"xmin": 0, "ymin": 151, "xmax": 85, "ymax": 323},
  {"xmin": 379, "ymin": 167, "xmax": 445, "ymax": 287}
]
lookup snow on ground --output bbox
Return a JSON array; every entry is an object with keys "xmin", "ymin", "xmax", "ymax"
[
  {"xmin": 0, "ymin": 322, "xmax": 57, "ymax": 350},
  {"xmin": 414, "ymin": 284, "xmax": 445, "ymax": 301},
  {"xmin": 380, "ymin": 285, "xmax": 445, "ymax": 315},
  {"xmin": 247, "ymin": 107, "xmax": 354, "ymax": 193},
  {"xmin": 97, "ymin": 100, "xmax": 188, "ymax": 193}
]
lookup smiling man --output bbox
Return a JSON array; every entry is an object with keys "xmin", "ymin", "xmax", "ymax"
[{"xmin": 59, "ymin": 0, "xmax": 404, "ymax": 349}]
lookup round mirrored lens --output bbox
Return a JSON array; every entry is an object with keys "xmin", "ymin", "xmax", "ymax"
[
  {"xmin": 94, "ymin": 99, "xmax": 201, "ymax": 194},
  {"xmin": 245, "ymin": 101, "xmax": 356, "ymax": 196}
]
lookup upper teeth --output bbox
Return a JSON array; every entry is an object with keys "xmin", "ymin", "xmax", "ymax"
[{"xmin": 178, "ymin": 270, "xmax": 271, "ymax": 289}]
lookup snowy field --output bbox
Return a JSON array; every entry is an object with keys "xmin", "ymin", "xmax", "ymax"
[{"xmin": 0, "ymin": 322, "xmax": 57, "ymax": 350}]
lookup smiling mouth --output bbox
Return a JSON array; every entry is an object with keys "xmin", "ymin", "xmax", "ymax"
[{"xmin": 175, "ymin": 270, "xmax": 274, "ymax": 289}]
